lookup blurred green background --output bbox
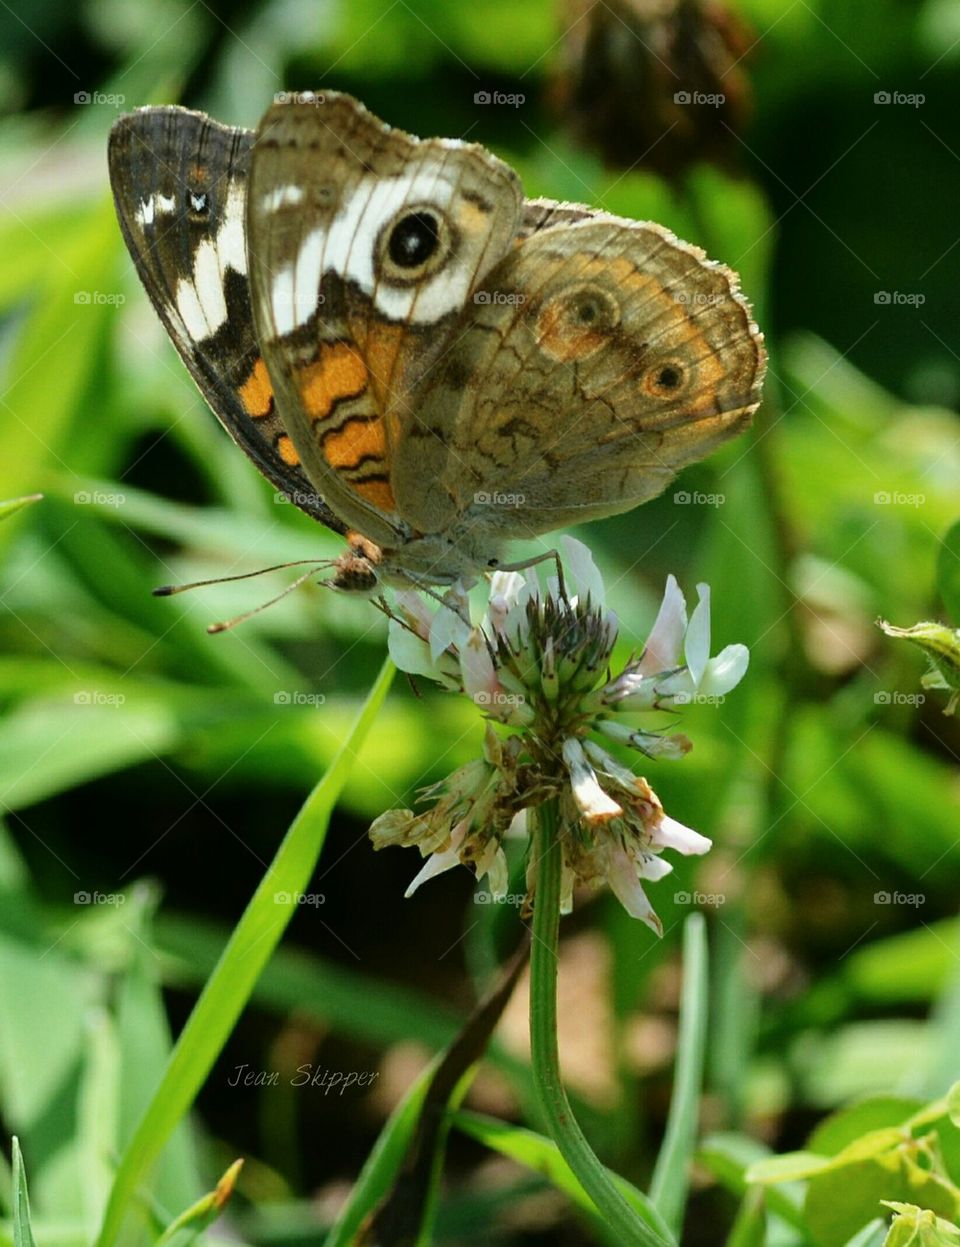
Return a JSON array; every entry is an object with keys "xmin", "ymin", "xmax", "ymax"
[{"xmin": 1, "ymin": 0, "xmax": 959, "ymax": 1243}]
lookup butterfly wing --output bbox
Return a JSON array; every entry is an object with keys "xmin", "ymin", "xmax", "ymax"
[
  {"xmin": 108, "ymin": 106, "xmax": 347, "ymax": 533},
  {"xmin": 393, "ymin": 209, "xmax": 765, "ymax": 538},
  {"xmin": 245, "ymin": 92, "xmax": 524, "ymax": 549}
]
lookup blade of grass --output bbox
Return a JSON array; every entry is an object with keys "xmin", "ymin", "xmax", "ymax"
[
  {"xmin": 360, "ymin": 937, "xmax": 529, "ymax": 1247},
  {"xmin": 11, "ymin": 1139, "xmax": 37, "ymax": 1247},
  {"xmin": 452, "ymin": 1112, "xmax": 675, "ymax": 1245},
  {"xmin": 648, "ymin": 913, "xmax": 709, "ymax": 1236},
  {"xmin": 93, "ymin": 658, "xmax": 395, "ymax": 1247}
]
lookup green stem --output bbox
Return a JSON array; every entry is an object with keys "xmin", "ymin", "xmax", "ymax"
[{"xmin": 529, "ymin": 799, "xmax": 667, "ymax": 1246}]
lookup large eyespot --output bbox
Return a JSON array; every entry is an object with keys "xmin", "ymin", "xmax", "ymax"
[
  {"xmin": 377, "ymin": 205, "xmax": 454, "ymax": 284},
  {"xmin": 644, "ymin": 359, "xmax": 688, "ymax": 398},
  {"xmin": 535, "ymin": 282, "xmax": 620, "ymax": 362}
]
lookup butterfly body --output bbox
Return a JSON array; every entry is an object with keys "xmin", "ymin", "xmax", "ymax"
[{"xmin": 109, "ymin": 92, "xmax": 765, "ymax": 592}]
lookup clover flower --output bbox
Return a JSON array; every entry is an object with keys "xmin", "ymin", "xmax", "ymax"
[{"xmin": 369, "ymin": 538, "xmax": 749, "ymax": 934}]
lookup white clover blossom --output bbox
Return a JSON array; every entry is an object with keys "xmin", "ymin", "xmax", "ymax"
[{"xmin": 370, "ymin": 538, "xmax": 749, "ymax": 934}]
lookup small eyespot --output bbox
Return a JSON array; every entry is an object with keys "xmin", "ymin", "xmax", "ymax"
[
  {"xmin": 388, "ymin": 212, "xmax": 440, "ymax": 268},
  {"xmin": 188, "ymin": 190, "xmax": 208, "ymax": 215},
  {"xmin": 535, "ymin": 282, "xmax": 620, "ymax": 362},
  {"xmin": 645, "ymin": 361, "xmax": 687, "ymax": 397},
  {"xmin": 487, "ymin": 558, "xmax": 500, "ymax": 567}
]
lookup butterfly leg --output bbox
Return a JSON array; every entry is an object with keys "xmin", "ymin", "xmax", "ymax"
[{"xmin": 488, "ymin": 549, "xmax": 569, "ymax": 604}]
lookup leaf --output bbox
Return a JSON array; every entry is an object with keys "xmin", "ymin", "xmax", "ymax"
[
  {"xmin": 843, "ymin": 1220, "xmax": 889, "ymax": 1247},
  {"xmin": 93, "ymin": 659, "xmax": 394, "ymax": 1247},
  {"xmin": 156, "ymin": 1159, "xmax": 243, "ymax": 1246},
  {"xmin": 453, "ymin": 1111, "xmax": 675, "ymax": 1244},
  {"xmin": 938, "ymin": 521, "xmax": 960, "ymax": 626},
  {"xmin": 11, "ymin": 1139, "xmax": 37, "ymax": 1247},
  {"xmin": 331, "ymin": 938, "xmax": 530, "ymax": 1247},
  {"xmin": 698, "ymin": 1132, "xmax": 807, "ymax": 1231},
  {"xmin": 748, "ymin": 1130, "xmax": 907, "ymax": 1186},
  {"xmin": 882, "ymin": 1203, "xmax": 960, "ymax": 1247},
  {"xmin": 649, "ymin": 913, "xmax": 709, "ymax": 1235},
  {"xmin": 725, "ymin": 1186, "xmax": 767, "ymax": 1247},
  {"xmin": 947, "ymin": 1084, "xmax": 960, "ymax": 1129},
  {"xmin": 0, "ymin": 697, "xmax": 182, "ymax": 812},
  {"xmin": 0, "ymin": 495, "xmax": 41, "ymax": 522},
  {"xmin": 810, "ymin": 1099, "xmax": 925, "ymax": 1158},
  {"xmin": 0, "ymin": 206, "xmax": 118, "ymax": 527}
]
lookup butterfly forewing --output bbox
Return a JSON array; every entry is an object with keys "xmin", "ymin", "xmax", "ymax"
[{"xmin": 108, "ymin": 106, "xmax": 347, "ymax": 534}]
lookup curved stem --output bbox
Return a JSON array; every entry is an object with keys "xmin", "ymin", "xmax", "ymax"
[{"xmin": 529, "ymin": 798, "xmax": 666, "ymax": 1246}]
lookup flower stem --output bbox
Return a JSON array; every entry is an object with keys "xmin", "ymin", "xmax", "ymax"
[{"xmin": 529, "ymin": 798, "xmax": 667, "ymax": 1246}]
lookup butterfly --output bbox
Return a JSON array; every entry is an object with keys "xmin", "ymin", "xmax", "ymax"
[{"xmin": 108, "ymin": 91, "xmax": 765, "ymax": 594}]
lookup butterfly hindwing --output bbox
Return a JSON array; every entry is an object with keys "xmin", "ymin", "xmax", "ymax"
[
  {"xmin": 394, "ymin": 208, "xmax": 765, "ymax": 536},
  {"xmin": 108, "ymin": 106, "xmax": 347, "ymax": 534}
]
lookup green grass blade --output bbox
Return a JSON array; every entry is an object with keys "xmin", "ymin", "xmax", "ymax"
[
  {"xmin": 648, "ymin": 913, "xmax": 709, "ymax": 1236},
  {"xmin": 0, "ymin": 495, "xmax": 42, "ymax": 522},
  {"xmin": 324, "ymin": 1059, "xmax": 439, "ymax": 1247},
  {"xmin": 11, "ymin": 1139, "xmax": 37, "ymax": 1247},
  {"xmin": 93, "ymin": 658, "xmax": 395, "ymax": 1247},
  {"xmin": 453, "ymin": 1111, "xmax": 676, "ymax": 1245}
]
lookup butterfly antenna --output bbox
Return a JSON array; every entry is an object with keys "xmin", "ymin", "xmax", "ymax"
[
  {"xmin": 207, "ymin": 565, "xmax": 323, "ymax": 634},
  {"xmin": 153, "ymin": 559, "xmax": 327, "ymax": 597}
]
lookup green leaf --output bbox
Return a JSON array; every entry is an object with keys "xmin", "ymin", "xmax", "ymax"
[
  {"xmin": 649, "ymin": 913, "xmax": 709, "ymax": 1235},
  {"xmin": 882, "ymin": 1203, "xmax": 960, "ymax": 1247},
  {"xmin": 938, "ymin": 521, "xmax": 960, "ymax": 626},
  {"xmin": 0, "ymin": 495, "xmax": 41, "ymax": 522},
  {"xmin": 810, "ymin": 1099, "xmax": 925, "ymax": 1158},
  {"xmin": 0, "ymin": 698, "xmax": 182, "ymax": 812},
  {"xmin": 156, "ymin": 1159, "xmax": 243, "ymax": 1246},
  {"xmin": 11, "ymin": 1139, "xmax": 37, "ymax": 1247},
  {"xmin": 947, "ymin": 1084, "xmax": 960, "ymax": 1129},
  {"xmin": 323, "ymin": 1060, "xmax": 438, "ymax": 1247},
  {"xmin": 93, "ymin": 659, "xmax": 394, "ymax": 1247},
  {"xmin": 698, "ymin": 1133, "xmax": 807, "ymax": 1232},
  {"xmin": 453, "ymin": 1111, "xmax": 675, "ymax": 1245},
  {"xmin": 725, "ymin": 1186, "xmax": 767, "ymax": 1247},
  {"xmin": 0, "ymin": 206, "xmax": 119, "ymax": 527},
  {"xmin": 748, "ymin": 1129, "xmax": 907, "ymax": 1186},
  {"xmin": 843, "ymin": 1219, "xmax": 889, "ymax": 1247}
]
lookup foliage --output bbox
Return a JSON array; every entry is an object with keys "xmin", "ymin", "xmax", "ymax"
[{"xmin": 0, "ymin": 0, "xmax": 958, "ymax": 1244}]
